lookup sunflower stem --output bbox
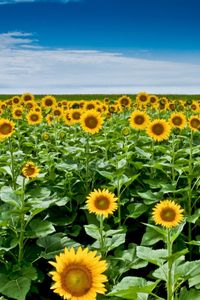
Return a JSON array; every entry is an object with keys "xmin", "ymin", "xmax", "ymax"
[
  {"xmin": 8, "ymin": 137, "xmax": 16, "ymax": 190},
  {"xmin": 18, "ymin": 177, "xmax": 26, "ymax": 265},
  {"xmin": 187, "ymin": 130, "xmax": 193, "ymax": 259},
  {"xmin": 166, "ymin": 229, "xmax": 174, "ymax": 300},
  {"xmin": 85, "ymin": 134, "xmax": 90, "ymax": 194},
  {"xmin": 99, "ymin": 215, "xmax": 106, "ymax": 258}
]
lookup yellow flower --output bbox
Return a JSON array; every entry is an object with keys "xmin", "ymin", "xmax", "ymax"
[
  {"xmin": 169, "ymin": 112, "xmax": 187, "ymax": 129},
  {"xmin": 69, "ymin": 109, "xmax": 82, "ymax": 124},
  {"xmin": 136, "ymin": 92, "xmax": 149, "ymax": 105},
  {"xmin": 12, "ymin": 96, "xmax": 21, "ymax": 105},
  {"xmin": 84, "ymin": 101, "xmax": 97, "ymax": 111},
  {"xmin": 129, "ymin": 111, "xmax": 150, "ymax": 130},
  {"xmin": 52, "ymin": 107, "xmax": 63, "ymax": 119},
  {"xmin": 86, "ymin": 189, "xmax": 117, "ymax": 217},
  {"xmin": 152, "ymin": 200, "xmax": 184, "ymax": 228},
  {"xmin": 0, "ymin": 118, "xmax": 15, "ymax": 139},
  {"xmin": 148, "ymin": 94, "xmax": 158, "ymax": 106},
  {"xmin": 80, "ymin": 110, "xmax": 103, "ymax": 134},
  {"xmin": 22, "ymin": 161, "xmax": 40, "ymax": 178},
  {"xmin": 21, "ymin": 92, "xmax": 35, "ymax": 102},
  {"xmin": 188, "ymin": 115, "xmax": 200, "ymax": 131},
  {"xmin": 41, "ymin": 95, "xmax": 57, "ymax": 108},
  {"xmin": 26, "ymin": 110, "xmax": 43, "ymax": 125},
  {"xmin": 118, "ymin": 95, "xmax": 132, "ymax": 109},
  {"xmin": 49, "ymin": 247, "xmax": 107, "ymax": 300},
  {"xmin": 12, "ymin": 107, "xmax": 24, "ymax": 120},
  {"xmin": 146, "ymin": 119, "xmax": 171, "ymax": 141}
]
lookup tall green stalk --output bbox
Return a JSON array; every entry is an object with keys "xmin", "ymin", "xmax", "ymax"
[
  {"xmin": 18, "ymin": 177, "xmax": 26, "ymax": 265},
  {"xmin": 167, "ymin": 229, "xmax": 174, "ymax": 300}
]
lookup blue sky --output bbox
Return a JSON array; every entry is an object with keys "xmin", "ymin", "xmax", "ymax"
[{"xmin": 0, "ymin": 0, "xmax": 200, "ymax": 94}]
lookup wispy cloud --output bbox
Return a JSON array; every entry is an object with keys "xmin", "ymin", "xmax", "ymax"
[
  {"xmin": 0, "ymin": 32, "xmax": 200, "ymax": 94},
  {"xmin": 0, "ymin": 0, "xmax": 81, "ymax": 5}
]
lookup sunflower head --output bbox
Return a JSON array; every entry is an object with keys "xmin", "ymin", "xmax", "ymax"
[
  {"xmin": 12, "ymin": 96, "xmax": 21, "ymax": 105},
  {"xmin": 129, "ymin": 110, "xmax": 150, "ymax": 130},
  {"xmin": 22, "ymin": 161, "xmax": 40, "ymax": 179},
  {"xmin": 12, "ymin": 107, "xmax": 24, "ymax": 120},
  {"xmin": 169, "ymin": 112, "xmax": 186, "ymax": 129},
  {"xmin": 136, "ymin": 92, "xmax": 149, "ymax": 105},
  {"xmin": 86, "ymin": 189, "xmax": 118, "ymax": 218},
  {"xmin": 189, "ymin": 115, "xmax": 200, "ymax": 131},
  {"xmin": 118, "ymin": 95, "xmax": 132, "ymax": 109},
  {"xmin": 49, "ymin": 247, "xmax": 107, "ymax": 300},
  {"xmin": 69, "ymin": 109, "xmax": 82, "ymax": 124},
  {"xmin": 26, "ymin": 110, "xmax": 43, "ymax": 125},
  {"xmin": 41, "ymin": 95, "xmax": 57, "ymax": 108},
  {"xmin": 146, "ymin": 119, "xmax": 171, "ymax": 141},
  {"xmin": 80, "ymin": 110, "xmax": 103, "ymax": 134},
  {"xmin": 21, "ymin": 92, "xmax": 34, "ymax": 102},
  {"xmin": 152, "ymin": 200, "xmax": 184, "ymax": 228},
  {"xmin": 0, "ymin": 118, "xmax": 15, "ymax": 139}
]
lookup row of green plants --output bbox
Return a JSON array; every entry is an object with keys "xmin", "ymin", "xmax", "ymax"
[{"xmin": 0, "ymin": 93, "xmax": 199, "ymax": 300}]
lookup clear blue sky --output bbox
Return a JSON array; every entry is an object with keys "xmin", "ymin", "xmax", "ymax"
[{"xmin": 0, "ymin": 0, "xmax": 200, "ymax": 94}]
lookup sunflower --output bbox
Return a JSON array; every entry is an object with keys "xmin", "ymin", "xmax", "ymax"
[
  {"xmin": 46, "ymin": 114, "xmax": 54, "ymax": 125},
  {"xmin": 136, "ymin": 92, "xmax": 149, "ymax": 106},
  {"xmin": 169, "ymin": 112, "xmax": 187, "ymax": 129},
  {"xmin": 80, "ymin": 110, "xmax": 103, "ymax": 134},
  {"xmin": 41, "ymin": 95, "xmax": 57, "ymax": 108},
  {"xmin": 191, "ymin": 101, "xmax": 199, "ymax": 112},
  {"xmin": 26, "ymin": 111, "xmax": 43, "ymax": 125},
  {"xmin": 86, "ymin": 189, "xmax": 117, "ymax": 217},
  {"xmin": 52, "ymin": 107, "xmax": 63, "ymax": 119},
  {"xmin": 146, "ymin": 119, "xmax": 171, "ymax": 141},
  {"xmin": 148, "ymin": 95, "xmax": 158, "ymax": 106},
  {"xmin": 63, "ymin": 111, "xmax": 73, "ymax": 126},
  {"xmin": 49, "ymin": 247, "xmax": 107, "ymax": 300},
  {"xmin": 21, "ymin": 92, "xmax": 35, "ymax": 102},
  {"xmin": 69, "ymin": 109, "xmax": 82, "ymax": 124},
  {"xmin": 188, "ymin": 115, "xmax": 200, "ymax": 131},
  {"xmin": 12, "ymin": 96, "xmax": 21, "ymax": 105},
  {"xmin": 12, "ymin": 107, "xmax": 24, "ymax": 120},
  {"xmin": 118, "ymin": 95, "xmax": 132, "ymax": 109},
  {"xmin": 129, "ymin": 111, "xmax": 150, "ymax": 130},
  {"xmin": 152, "ymin": 200, "xmax": 184, "ymax": 228},
  {"xmin": 0, "ymin": 118, "xmax": 15, "ymax": 139},
  {"xmin": 22, "ymin": 161, "xmax": 40, "ymax": 178},
  {"xmin": 84, "ymin": 101, "xmax": 97, "ymax": 111}
]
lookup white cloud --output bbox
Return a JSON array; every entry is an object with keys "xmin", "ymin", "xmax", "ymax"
[
  {"xmin": 0, "ymin": 0, "xmax": 81, "ymax": 4},
  {"xmin": 0, "ymin": 32, "xmax": 200, "ymax": 94}
]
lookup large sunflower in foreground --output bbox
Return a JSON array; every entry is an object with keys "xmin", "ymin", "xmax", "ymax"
[
  {"xmin": 188, "ymin": 115, "xmax": 200, "ymax": 131},
  {"xmin": 49, "ymin": 247, "xmax": 107, "ymax": 300},
  {"xmin": 146, "ymin": 119, "xmax": 171, "ymax": 141},
  {"xmin": 22, "ymin": 161, "xmax": 40, "ymax": 178},
  {"xmin": 80, "ymin": 110, "xmax": 103, "ymax": 134},
  {"xmin": 0, "ymin": 118, "xmax": 15, "ymax": 139},
  {"xmin": 86, "ymin": 189, "xmax": 117, "ymax": 218},
  {"xmin": 129, "ymin": 110, "xmax": 150, "ymax": 130},
  {"xmin": 26, "ymin": 110, "xmax": 43, "ymax": 125},
  {"xmin": 152, "ymin": 200, "xmax": 184, "ymax": 228},
  {"xmin": 169, "ymin": 112, "xmax": 186, "ymax": 129}
]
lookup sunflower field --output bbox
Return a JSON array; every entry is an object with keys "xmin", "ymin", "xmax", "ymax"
[{"xmin": 0, "ymin": 92, "xmax": 199, "ymax": 300}]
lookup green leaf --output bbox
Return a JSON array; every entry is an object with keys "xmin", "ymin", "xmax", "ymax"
[
  {"xmin": 108, "ymin": 276, "xmax": 159, "ymax": 299},
  {"xmin": 26, "ymin": 219, "xmax": 55, "ymax": 238},
  {"xmin": 84, "ymin": 224, "xmax": 100, "ymax": 240},
  {"xmin": 180, "ymin": 287, "xmax": 200, "ymax": 300},
  {"xmin": 187, "ymin": 209, "xmax": 200, "ymax": 223},
  {"xmin": 37, "ymin": 233, "xmax": 80, "ymax": 259},
  {"xmin": 0, "ymin": 186, "xmax": 20, "ymax": 207},
  {"xmin": 137, "ymin": 190, "xmax": 163, "ymax": 205},
  {"xmin": 141, "ymin": 225, "xmax": 164, "ymax": 246},
  {"xmin": 0, "ymin": 275, "xmax": 31, "ymax": 300},
  {"xmin": 189, "ymin": 274, "xmax": 200, "ymax": 288},
  {"xmin": 96, "ymin": 170, "xmax": 113, "ymax": 180},
  {"xmin": 127, "ymin": 203, "xmax": 148, "ymax": 219},
  {"xmin": 136, "ymin": 246, "xmax": 168, "ymax": 266}
]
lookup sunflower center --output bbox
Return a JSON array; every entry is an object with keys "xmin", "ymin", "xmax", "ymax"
[
  {"xmin": 150, "ymin": 97, "xmax": 156, "ymax": 103},
  {"xmin": 54, "ymin": 110, "xmax": 61, "ymax": 116},
  {"xmin": 13, "ymin": 98, "xmax": 20, "ymax": 104},
  {"xmin": 191, "ymin": 118, "xmax": 200, "ymax": 129},
  {"xmin": 25, "ymin": 165, "xmax": 35, "ymax": 176},
  {"xmin": 140, "ymin": 95, "xmax": 147, "ymax": 102},
  {"xmin": 95, "ymin": 196, "xmax": 110, "ymax": 210},
  {"xmin": 172, "ymin": 116, "xmax": 182, "ymax": 126},
  {"xmin": 63, "ymin": 265, "xmax": 92, "ymax": 297},
  {"xmin": 85, "ymin": 116, "xmax": 98, "ymax": 129},
  {"xmin": 15, "ymin": 110, "xmax": 22, "ymax": 116},
  {"xmin": 160, "ymin": 208, "xmax": 176, "ymax": 222},
  {"xmin": 121, "ymin": 98, "xmax": 129, "ymax": 106},
  {"xmin": 134, "ymin": 115, "xmax": 145, "ymax": 125},
  {"xmin": 87, "ymin": 104, "xmax": 95, "ymax": 110},
  {"xmin": 30, "ymin": 114, "xmax": 39, "ymax": 122},
  {"xmin": 73, "ymin": 112, "xmax": 81, "ymax": 120},
  {"xmin": 152, "ymin": 123, "xmax": 164, "ymax": 135},
  {"xmin": 45, "ymin": 99, "xmax": 53, "ymax": 106},
  {"xmin": 24, "ymin": 95, "xmax": 32, "ymax": 101},
  {"xmin": 0, "ymin": 123, "xmax": 12, "ymax": 135}
]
